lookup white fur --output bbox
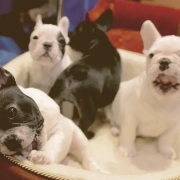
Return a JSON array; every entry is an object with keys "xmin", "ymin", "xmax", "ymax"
[
  {"xmin": 110, "ymin": 20, "xmax": 180, "ymax": 159},
  {"xmin": 17, "ymin": 86, "xmax": 107, "ymax": 173},
  {"xmin": 28, "ymin": 15, "xmax": 72, "ymax": 94}
]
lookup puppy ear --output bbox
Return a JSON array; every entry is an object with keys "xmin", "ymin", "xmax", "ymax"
[
  {"xmin": 95, "ymin": 9, "xmax": 113, "ymax": 32},
  {"xmin": 85, "ymin": 13, "xmax": 90, "ymax": 21},
  {"xmin": 140, "ymin": 20, "xmax": 161, "ymax": 55},
  {"xmin": 58, "ymin": 16, "xmax": 70, "ymax": 43},
  {"xmin": 34, "ymin": 14, "xmax": 43, "ymax": 29},
  {"xmin": 69, "ymin": 65, "xmax": 87, "ymax": 81},
  {"xmin": 0, "ymin": 67, "xmax": 16, "ymax": 88}
]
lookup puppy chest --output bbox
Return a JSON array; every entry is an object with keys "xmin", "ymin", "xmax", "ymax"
[{"xmin": 137, "ymin": 115, "xmax": 175, "ymax": 137}]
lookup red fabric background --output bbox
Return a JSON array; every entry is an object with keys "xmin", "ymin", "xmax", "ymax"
[
  {"xmin": 89, "ymin": 0, "xmax": 180, "ymax": 53},
  {"xmin": 112, "ymin": 1, "xmax": 180, "ymax": 36}
]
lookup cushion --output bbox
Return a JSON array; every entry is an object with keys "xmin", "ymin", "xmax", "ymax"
[
  {"xmin": 88, "ymin": 0, "xmax": 180, "ymax": 53},
  {"xmin": 3, "ymin": 51, "xmax": 180, "ymax": 180},
  {"xmin": 112, "ymin": 1, "xmax": 180, "ymax": 36}
]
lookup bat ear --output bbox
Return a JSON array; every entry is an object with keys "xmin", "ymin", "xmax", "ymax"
[
  {"xmin": 58, "ymin": 16, "xmax": 70, "ymax": 43},
  {"xmin": 140, "ymin": 20, "xmax": 161, "ymax": 55},
  {"xmin": 34, "ymin": 14, "xmax": 43, "ymax": 29},
  {"xmin": 85, "ymin": 13, "xmax": 90, "ymax": 21},
  {"xmin": 0, "ymin": 67, "xmax": 16, "ymax": 89},
  {"xmin": 95, "ymin": 9, "xmax": 113, "ymax": 32}
]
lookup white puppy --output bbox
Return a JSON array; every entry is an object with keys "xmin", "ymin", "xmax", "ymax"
[
  {"xmin": 28, "ymin": 15, "xmax": 72, "ymax": 94},
  {"xmin": 19, "ymin": 86, "xmax": 105, "ymax": 172},
  {"xmin": 111, "ymin": 20, "xmax": 180, "ymax": 159}
]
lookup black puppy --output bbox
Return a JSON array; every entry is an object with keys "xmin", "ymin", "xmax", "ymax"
[
  {"xmin": 49, "ymin": 10, "xmax": 121, "ymax": 139},
  {"xmin": 0, "ymin": 67, "xmax": 44, "ymax": 155}
]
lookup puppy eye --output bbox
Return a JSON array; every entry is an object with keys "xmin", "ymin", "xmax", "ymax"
[
  {"xmin": 33, "ymin": 36, "xmax": 38, "ymax": 40},
  {"xmin": 58, "ymin": 38, "xmax": 65, "ymax": 44},
  {"xmin": 149, "ymin": 53, "xmax": 154, "ymax": 59},
  {"xmin": 6, "ymin": 107, "xmax": 17, "ymax": 119}
]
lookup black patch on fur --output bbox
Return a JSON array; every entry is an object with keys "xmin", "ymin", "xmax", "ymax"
[
  {"xmin": 57, "ymin": 32, "xmax": 66, "ymax": 56},
  {"xmin": 3, "ymin": 134, "xmax": 22, "ymax": 151},
  {"xmin": 49, "ymin": 10, "xmax": 121, "ymax": 139},
  {"xmin": 0, "ymin": 66, "xmax": 44, "ymax": 152}
]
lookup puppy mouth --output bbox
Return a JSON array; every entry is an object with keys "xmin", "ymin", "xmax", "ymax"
[
  {"xmin": 153, "ymin": 74, "xmax": 179, "ymax": 93},
  {"xmin": 39, "ymin": 51, "xmax": 53, "ymax": 62}
]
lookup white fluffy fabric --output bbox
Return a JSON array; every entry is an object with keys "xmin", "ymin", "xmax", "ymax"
[
  {"xmin": 4, "ymin": 50, "xmax": 180, "ymax": 179},
  {"xmin": 15, "ymin": 121, "xmax": 180, "ymax": 180}
]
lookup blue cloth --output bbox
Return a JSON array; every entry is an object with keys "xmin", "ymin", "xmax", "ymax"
[
  {"xmin": 0, "ymin": 36, "xmax": 22, "ymax": 66},
  {"xmin": 63, "ymin": 0, "xmax": 98, "ymax": 32}
]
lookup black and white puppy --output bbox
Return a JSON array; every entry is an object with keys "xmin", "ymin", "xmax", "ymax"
[
  {"xmin": 28, "ymin": 15, "xmax": 72, "ymax": 94},
  {"xmin": 0, "ymin": 67, "xmax": 44, "ymax": 156},
  {"xmin": 66, "ymin": 10, "xmax": 113, "ymax": 61},
  {"xmin": 0, "ymin": 67, "xmax": 107, "ymax": 173},
  {"xmin": 49, "ymin": 10, "xmax": 121, "ymax": 139}
]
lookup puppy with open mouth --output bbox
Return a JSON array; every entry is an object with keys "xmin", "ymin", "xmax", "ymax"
[
  {"xmin": 0, "ymin": 67, "xmax": 106, "ymax": 173},
  {"xmin": 110, "ymin": 20, "xmax": 180, "ymax": 159}
]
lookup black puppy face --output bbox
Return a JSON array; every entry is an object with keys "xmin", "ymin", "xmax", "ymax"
[
  {"xmin": 0, "ymin": 67, "xmax": 44, "ymax": 155},
  {"xmin": 68, "ymin": 9, "xmax": 113, "ymax": 53},
  {"xmin": 0, "ymin": 88, "xmax": 43, "ymax": 131}
]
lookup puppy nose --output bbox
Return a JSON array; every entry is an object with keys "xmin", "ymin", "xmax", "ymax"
[
  {"xmin": 3, "ymin": 134, "xmax": 22, "ymax": 151},
  {"xmin": 43, "ymin": 42, "xmax": 52, "ymax": 49},
  {"xmin": 159, "ymin": 59, "xmax": 171, "ymax": 71}
]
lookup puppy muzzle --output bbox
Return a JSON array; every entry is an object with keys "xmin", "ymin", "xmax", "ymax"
[
  {"xmin": 159, "ymin": 58, "xmax": 171, "ymax": 71},
  {"xmin": 0, "ymin": 126, "xmax": 36, "ymax": 155}
]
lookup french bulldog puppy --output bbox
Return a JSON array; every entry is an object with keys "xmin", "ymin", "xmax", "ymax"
[
  {"xmin": 65, "ymin": 10, "xmax": 146, "ymax": 82},
  {"xmin": 0, "ymin": 67, "xmax": 106, "ymax": 173},
  {"xmin": 28, "ymin": 14, "xmax": 72, "ymax": 94},
  {"xmin": 65, "ymin": 9, "xmax": 146, "ymax": 123},
  {"xmin": 110, "ymin": 20, "xmax": 180, "ymax": 159},
  {"xmin": 49, "ymin": 10, "xmax": 121, "ymax": 139}
]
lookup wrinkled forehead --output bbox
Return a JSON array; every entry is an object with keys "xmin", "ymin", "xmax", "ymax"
[
  {"xmin": 150, "ymin": 36, "xmax": 180, "ymax": 54},
  {"xmin": 32, "ymin": 25, "xmax": 64, "ymax": 39},
  {"xmin": 0, "ymin": 88, "xmax": 37, "ymax": 111}
]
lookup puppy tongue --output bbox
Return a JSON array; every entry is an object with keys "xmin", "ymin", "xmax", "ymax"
[{"xmin": 157, "ymin": 74, "xmax": 177, "ymax": 85}]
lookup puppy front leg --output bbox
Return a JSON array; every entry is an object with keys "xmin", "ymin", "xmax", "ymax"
[
  {"xmin": 69, "ymin": 123, "xmax": 108, "ymax": 173},
  {"xmin": 119, "ymin": 119, "xmax": 137, "ymax": 157},
  {"xmin": 75, "ymin": 96, "xmax": 97, "ymax": 139},
  {"xmin": 28, "ymin": 131, "xmax": 67, "ymax": 164},
  {"xmin": 158, "ymin": 127, "xmax": 177, "ymax": 160}
]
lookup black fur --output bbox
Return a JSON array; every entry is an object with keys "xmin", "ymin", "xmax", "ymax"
[
  {"xmin": 57, "ymin": 32, "xmax": 66, "ymax": 56},
  {"xmin": 49, "ymin": 10, "xmax": 121, "ymax": 139},
  {"xmin": 0, "ymin": 67, "xmax": 44, "ymax": 153},
  {"xmin": 68, "ymin": 9, "xmax": 113, "ymax": 54},
  {"xmin": 3, "ymin": 134, "xmax": 23, "ymax": 151}
]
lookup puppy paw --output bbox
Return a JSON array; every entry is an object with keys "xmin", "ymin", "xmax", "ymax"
[
  {"xmin": 119, "ymin": 144, "xmax": 137, "ymax": 157},
  {"xmin": 158, "ymin": 147, "xmax": 177, "ymax": 160},
  {"xmin": 83, "ymin": 160, "xmax": 109, "ymax": 174},
  {"xmin": 28, "ymin": 150, "xmax": 53, "ymax": 164},
  {"xmin": 110, "ymin": 127, "xmax": 120, "ymax": 136}
]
